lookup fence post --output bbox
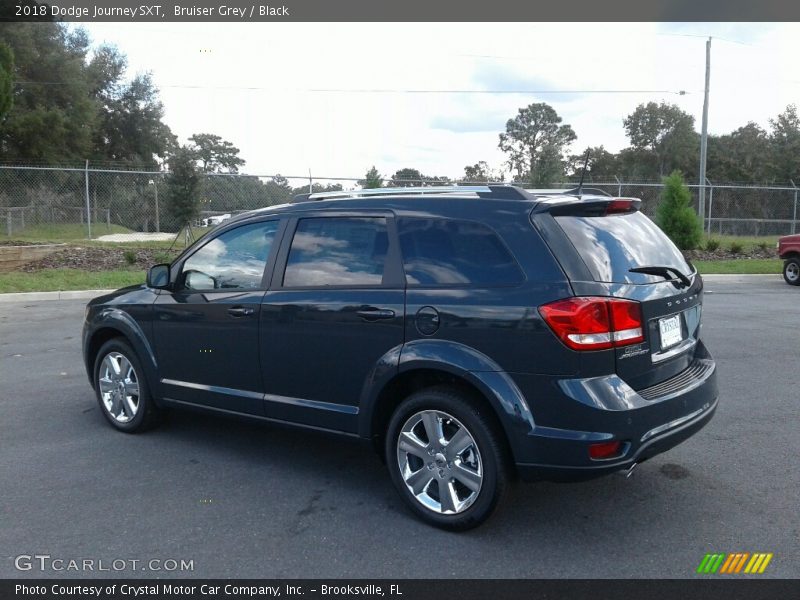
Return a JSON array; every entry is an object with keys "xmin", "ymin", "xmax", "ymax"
[
  {"xmin": 20, "ymin": 207, "xmax": 24, "ymax": 231},
  {"xmin": 614, "ymin": 175, "xmax": 622, "ymax": 197},
  {"xmin": 705, "ymin": 178, "xmax": 713, "ymax": 235},
  {"xmin": 792, "ymin": 180, "xmax": 798, "ymax": 235},
  {"xmin": 106, "ymin": 208, "xmax": 111, "ymax": 231},
  {"xmin": 5, "ymin": 210, "xmax": 10, "ymax": 237},
  {"xmin": 84, "ymin": 160, "xmax": 92, "ymax": 239}
]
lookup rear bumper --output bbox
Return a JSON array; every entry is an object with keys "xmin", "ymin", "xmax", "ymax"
[
  {"xmin": 516, "ymin": 395, "xmax": 717, "ymax": 481},
  {"xmin": 511, "ymin": 342, "xmax": 719, "ymax": 482}
]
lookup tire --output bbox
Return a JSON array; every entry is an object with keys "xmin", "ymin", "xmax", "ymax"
[
  {"xmin": 783, "ymin": 257, "xmax": 800, "ymax": 286},
  {"xmin": 385, "ymin": 385, "xmax": 510, "ymax": 531},
  {"xmin": 93, "ymin": 338, "xmax": 161, "ymax": 432}
]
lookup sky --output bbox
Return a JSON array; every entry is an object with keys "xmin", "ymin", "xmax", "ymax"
[{"xmin": 80, "ymin": 22, "xmax": 800, "ymax": 184}]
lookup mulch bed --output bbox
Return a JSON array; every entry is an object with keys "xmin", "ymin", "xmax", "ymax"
[
  {"xmin": 20, "ymin": 246, "xmax": 178, "ymax": 272},
  {"xmin": 684, "ymin": 248, "xmax": 778, "ymax": 261}
]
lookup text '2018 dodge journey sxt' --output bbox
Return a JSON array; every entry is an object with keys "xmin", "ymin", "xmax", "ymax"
[{"xmin": 82, "ymin": 184, "xmax": 718, "ymax": 529}]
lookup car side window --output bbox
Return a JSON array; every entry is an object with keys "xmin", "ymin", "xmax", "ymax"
[
  {"xmin": 283, "ymin": 217, "xmax": 388, "ymax": 287},
  {"xmin": 398, "ymin": 218, "xmax": 524, "ymax": 286},
  {"xmin": 182, "ymin": 220, "xmax": 280, "ymax": 291}
]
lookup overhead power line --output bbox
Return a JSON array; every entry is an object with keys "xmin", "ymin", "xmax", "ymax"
[{"xmin": 13, "ymin": 81, "xmax": 690, "ymax": 95}]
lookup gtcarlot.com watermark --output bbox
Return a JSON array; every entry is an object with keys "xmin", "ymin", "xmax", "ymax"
[{"xmin": 14, "ymin": 554, "xmax": 194, "ymax": 573}]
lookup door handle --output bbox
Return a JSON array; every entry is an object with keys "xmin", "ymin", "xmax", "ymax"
[
  {"xmin": 356, "ymin": 308, "xmax": 396, "ymax": 321},
  {"xmin": 227, "ymin": 306, "xmax": 255, "ymax": 317}
]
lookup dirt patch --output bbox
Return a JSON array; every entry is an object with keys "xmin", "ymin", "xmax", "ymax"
[{"xmin": 20, "ymin": 246, "xmax": 178, "ymax": 272}]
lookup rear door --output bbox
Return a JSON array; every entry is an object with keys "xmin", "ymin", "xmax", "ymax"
[
  {"xmin": 537, "ymin": 204, "xmax": 702, "ymax": 390},
  {"xmin": 259, "ymin": 212, "xmax": 405, "ymax": 432}
]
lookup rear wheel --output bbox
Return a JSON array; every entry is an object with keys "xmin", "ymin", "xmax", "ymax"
[
  {"xmin": 783, "ymin": 257, "xmax": 800, "ymax": 285},
  {"xmin": 385, "ymin": 386, "xmax": 510, "ymax": 530},
  {"xmin": 94, "ymin": 339, "xmax": 161, "ymax": 432}
]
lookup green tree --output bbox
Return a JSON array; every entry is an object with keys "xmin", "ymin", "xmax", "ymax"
[
  {"xmin": 0, "ymin": 42, "xmax": 13, "ymax": 121},
  {"xmin": 656, "ymin": 171, "xmax": 702, "ymax": 250},
  {"xmin": 358, "ymin": 166, "xmax": 382, "ymax": 188},
  {"xmin": 498, "ymin": 103, "xmax": 576, "ymax": 186},
  {"xmin": 387, "ymin": 168, "xmax": 449, "ymax": 186},
  {"xmin": 623, "ymin": 102, "xmax": 698, "ymax": 179},
  {"xmin": 566, "ymin": 146, "xmax": 619, "ymax": 181},
  {"xmin": 768, "ymin": 104, "xmax": 800, "ymax": 182},
  {"xmin": 165, "ymin": 146, "xmax": 201, "ymax": 226},
  {"xmin": 707, "ymin": 123, "xmax": 773, "ymax": 183},
  {"xmin": 189, "ymin": 133, "xmax": 245, "ymax": 173},
  {"xmin": 389, "ymin": 168, "xmax": 424, "ymax": 186},
  {"xmin": 0, "ymin": 23, "xmax": 96, "ymax": 161},
  {"xmin": 462, "ymin": 161, "xmax": 503, "ymax": 183},
  {"xmin": 95, "ymin": 72, "xmax": 175, "ymax": 166}
]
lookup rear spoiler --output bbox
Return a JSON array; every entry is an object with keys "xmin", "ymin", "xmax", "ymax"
[{"xmin": 532, "ymin": 197, "xmax": 642, "ymax": 217}]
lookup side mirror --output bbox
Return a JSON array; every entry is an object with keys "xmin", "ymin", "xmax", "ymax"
[{"xmin": 146, "ymin": 264, "xmax": 171, "ymax": 289}]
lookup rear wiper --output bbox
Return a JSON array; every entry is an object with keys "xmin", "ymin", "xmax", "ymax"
[{"xmin": 629, "ymin": 265, "xmax": 692, "ymax": 288}]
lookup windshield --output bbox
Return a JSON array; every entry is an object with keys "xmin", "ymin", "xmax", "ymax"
[{"xmin": 555, "ymin": 211, "xmax": 693, "ymax": 284}]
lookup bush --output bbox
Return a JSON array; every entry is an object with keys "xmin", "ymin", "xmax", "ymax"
[
  {"xmin": 656, "ymin": 171, "xmax": 702, "ymax": 250},
  {"xmin": 123, "ymin": 250, "xmax": 136, "ymax": 265},
  {"xmin": 729, "ymin": 241, "xmax": 744, "ymax": 254},
  {"xmin": 705, "ymin": 238, "xmax": 720, "ymax": 251},
  {"xmin": 757, "ymin": 241, "xmax": 770, "ymax": 251}
]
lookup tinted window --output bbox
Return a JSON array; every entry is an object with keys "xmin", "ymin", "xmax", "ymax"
[
  {"xmin": 398, "ymin": 218, "xmax": 523, "ymax": 286},
  {"xmin": 182, "ymin": 220, "xmax": 279, "ymax": 290},
  {"xmin": 283, "ymin": 217, "xmax": 388, "ymax": 287},
  {"xmin": 555, "ymin": 212, "xmax": 693, "ymax": 284}
]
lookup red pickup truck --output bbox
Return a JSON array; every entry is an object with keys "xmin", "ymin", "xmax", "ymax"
[{"xmin": 778, "ymin": 234, "xmax": 800, "ymax": 285}]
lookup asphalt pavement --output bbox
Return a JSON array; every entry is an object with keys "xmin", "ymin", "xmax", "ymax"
[{"xmin": 1, "ymin": 275, "xmax": 798, "ymax": 578}]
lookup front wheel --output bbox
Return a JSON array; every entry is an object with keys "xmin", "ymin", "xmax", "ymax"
[
  {"xmin": 783, "ymin": 257, "xmax": 800, "ymax": 286},
  {"xmin": 94, "ymin": 339, "xmax": 161, "ymax": 432},
  {"xmin": 385, "ymin": 386, "xmax": 510, "ymax": 530}
]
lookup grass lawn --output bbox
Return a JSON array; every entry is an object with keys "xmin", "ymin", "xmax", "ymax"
[
  {"xmin": 694, "ymin": 259, "xmax": 782, "ymax": 274},
  {"xmin": 0, "ymin": 268, "xmax": 145, "ymax": 293},
  {"xmin": 701, "ymin": 234, "xmax": 779, "ymax": 253}
]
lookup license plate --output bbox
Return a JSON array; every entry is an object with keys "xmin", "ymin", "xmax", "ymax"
[{"xmin": 658, "ymin": 314, "xmax": 683, "ymax": 350}]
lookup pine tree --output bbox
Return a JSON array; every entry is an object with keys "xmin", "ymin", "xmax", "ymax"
[{"xmin": 656, "ymin": 171, "xmax": 702, "ymax": 250}]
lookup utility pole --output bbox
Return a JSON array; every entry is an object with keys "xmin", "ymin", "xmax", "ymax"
[{"xmin": 698, "ymin": 37, "xmax": 711, "ymax": 228}]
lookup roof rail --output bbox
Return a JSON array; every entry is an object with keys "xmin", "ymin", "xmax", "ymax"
[
  {"xmin": 292, "ymin": 184, "xmax": 532, "ymax": 203},
  {"xmin": 557, "ymin": 186, "xmax": 613, "ymax": 197}
]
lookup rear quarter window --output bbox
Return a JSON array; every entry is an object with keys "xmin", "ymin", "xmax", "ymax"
[
  {"xmin": 555, "ymin": 211, "xmax": 693, "ymax": 284},
  {"xmin": 397, "ymin": 218, "xmax": 524, "ymax": 286}
]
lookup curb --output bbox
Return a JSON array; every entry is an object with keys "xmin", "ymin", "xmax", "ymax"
[{"xmin": 0, "ymin": 289, "xmax": 115, "ymax": 303}]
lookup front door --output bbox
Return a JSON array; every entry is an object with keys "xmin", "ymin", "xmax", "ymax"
[{"xmin": 153, "ymin": 219, "xmax": 282, "ymax": 414}]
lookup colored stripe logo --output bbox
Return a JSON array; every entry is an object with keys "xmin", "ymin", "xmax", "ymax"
[{"xmin": 697, "ymin": 553, "xmax": 773, "ymax": 574}]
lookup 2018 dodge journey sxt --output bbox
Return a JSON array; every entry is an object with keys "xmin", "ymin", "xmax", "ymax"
[{"xmin": 82, "ymin": 184, "xmax": 718, "ymax": 529}]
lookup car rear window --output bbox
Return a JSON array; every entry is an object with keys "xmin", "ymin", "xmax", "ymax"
[
  {"xmin": 398, "ymin": 218, "xmax": 524, "ymax": 286},
  {"xmin": 555, "ymin": 212, "xmax": 693, "ymax": 284}
]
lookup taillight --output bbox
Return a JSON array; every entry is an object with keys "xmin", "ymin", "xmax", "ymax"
[{"xmin": 539, "ymin": 297, "xmax": 644, "ymax": 351}]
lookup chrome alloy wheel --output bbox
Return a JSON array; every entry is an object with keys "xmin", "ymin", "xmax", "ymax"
[
  {"xmin": 97, "ymin": 352, "xmax": 140, "ymax": 423},
  {"xmin": 396, "ymin": 410, "xmax": 483, "ymax": 515}
]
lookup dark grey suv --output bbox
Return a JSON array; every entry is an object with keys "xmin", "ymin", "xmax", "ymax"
[{"xmin": 82, "ymin": 185, "xmax": 718, "ymax": 529}]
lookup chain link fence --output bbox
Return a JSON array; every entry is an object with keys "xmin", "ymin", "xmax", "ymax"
[{"xmin": 0, "ymin": 165, "xmax": 798, "ymax": 239}]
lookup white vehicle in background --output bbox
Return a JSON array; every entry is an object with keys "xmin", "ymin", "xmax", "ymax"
[{"xmin": 201, "ymin": 213, "xmax": 232, "ymax": 227}]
